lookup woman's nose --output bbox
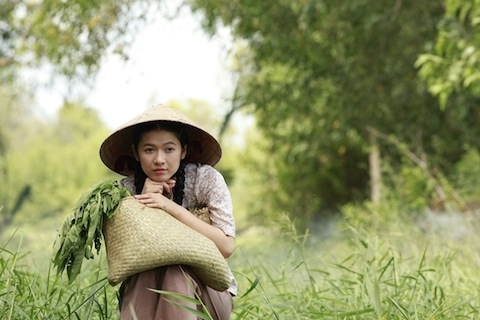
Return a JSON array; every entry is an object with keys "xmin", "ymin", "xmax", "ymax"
[{"xmin": 154, "ymin": 152, "xmax": 165, "ymax": 164}]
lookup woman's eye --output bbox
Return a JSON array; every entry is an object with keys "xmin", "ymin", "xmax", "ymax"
[
  {"xmin": 144, "ymin": 148, "xmax": 154, "ymax": 153},
  {"xmin": 165, "ymin": 147, "xmax": 174, "ymax": 153}
]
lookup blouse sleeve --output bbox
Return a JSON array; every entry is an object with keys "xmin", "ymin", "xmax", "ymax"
[
  {"xmin": 119, "ymin": 175, "xmax": 136, "ymax": 195},
  {"xmin": 188, "ymin": 164, "xmax": 236, "ymax": 238}
]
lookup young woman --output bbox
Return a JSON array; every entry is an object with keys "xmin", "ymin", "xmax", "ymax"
[{"xmin": 99, "ymin": 104, "xmax": 236, "ymax": 319}]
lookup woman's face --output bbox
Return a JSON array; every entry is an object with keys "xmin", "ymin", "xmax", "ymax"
[{"xmin": 133, "ymin": 129, "xmax": 187, "ymax": 182}]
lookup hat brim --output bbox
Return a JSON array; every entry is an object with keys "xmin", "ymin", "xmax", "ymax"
[{"xmin": 99, "ymin": 105, "xmax": 222, "ymax": 176}]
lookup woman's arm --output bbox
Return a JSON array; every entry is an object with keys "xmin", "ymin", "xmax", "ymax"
[{"xmin": 134, "ymin": 193, "xmax": 235, "ymax": 258}]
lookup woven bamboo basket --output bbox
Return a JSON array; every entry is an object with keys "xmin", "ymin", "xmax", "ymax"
[{"xmin": 103, "ymin": 196, "xmax": 231, "ymax": 292}]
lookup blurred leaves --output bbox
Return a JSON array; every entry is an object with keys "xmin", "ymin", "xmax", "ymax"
[
  {"xmin": 2, "ymin": 0, "xmax": 480, "ymax": 231},
  {"xmin": 0, "ymin": 0, "xmax": 152, "ymax": 81},
  {"xmin": 0, "ymin": 100, "xmax": 115, "ymax": 231},
  {"xmin": 189, "ymin": 0, "xmax": 480, "ymax": 225},
  {"xmin": 416, "ymin": 0, "xmax": 480, "ymax": 107}
]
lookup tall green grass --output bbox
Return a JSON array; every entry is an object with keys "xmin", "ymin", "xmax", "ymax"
[
  {"xmin": 0, "ymin": 232, "xmax": 117, "ymax": 319},
  {"xmin": 2, "ymin": 209, "xmax": 480, "ymax": 319},
  {"xmin": 230, "ymin": 211, "xmax": 480, "ymax": 319}
]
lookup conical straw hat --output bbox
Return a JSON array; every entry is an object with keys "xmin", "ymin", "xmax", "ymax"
[{"xmin": 99, "ymin": 104, "xmax": 222, "ymax": 175}]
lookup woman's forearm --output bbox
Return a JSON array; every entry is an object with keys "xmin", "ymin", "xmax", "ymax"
[{"xmin": 165, "ymin": 201, "xmax": 235, "ymax": 258}]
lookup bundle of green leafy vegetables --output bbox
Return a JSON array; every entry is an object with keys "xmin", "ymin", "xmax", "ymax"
[{"xmin": 52, "ymin": 179, "xmax": 131, "ymax": 282}]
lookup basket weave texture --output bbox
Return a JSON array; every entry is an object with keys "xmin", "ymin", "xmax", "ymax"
[{"xmin": 103, "ymin": 196, "xmax": 231, "ymax": 292}]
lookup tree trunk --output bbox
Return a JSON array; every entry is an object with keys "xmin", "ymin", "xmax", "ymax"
[{"xmin": 369, "ymin": 130, "xmax": 382, "ymax": 204}]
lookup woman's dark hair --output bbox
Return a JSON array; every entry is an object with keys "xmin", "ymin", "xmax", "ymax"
[{"xmin": 132, "ymin": 121, "xmax": 188, "ymax": 205}]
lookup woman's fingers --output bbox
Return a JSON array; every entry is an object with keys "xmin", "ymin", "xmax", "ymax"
[
  {"xmin": 143, "ymin": 178, "xmax": 176, "ymax": 194},
  {"xmin": 134, "ymin": 193, "xmax": 169, "ymax": 211}
]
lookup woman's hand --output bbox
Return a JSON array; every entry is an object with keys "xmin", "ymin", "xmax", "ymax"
[
  {"xmin": 141, "ymin": 177, "xmax": 176, "ymax": 195},
  {"xmin": 134, "ymin": 192, "xmax": 172, "ymax": 211},
  {"xmin": 136, "ymin": 178, "xmax": 176, "ymax": 211}
]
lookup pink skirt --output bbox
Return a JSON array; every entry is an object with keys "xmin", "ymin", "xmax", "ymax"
[{"xmin": 119, "ymin": 265, "xmax": 233, "ymax": 320}]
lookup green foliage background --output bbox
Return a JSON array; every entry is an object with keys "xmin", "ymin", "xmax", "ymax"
[{"xmin": 187, "ymin": 0, "xmax": 480, "ymax": 225}]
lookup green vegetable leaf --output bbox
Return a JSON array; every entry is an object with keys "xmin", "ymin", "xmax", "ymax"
[{"xmin": 52, "ymin": 179, "xmax": 131, "ymax": 283}]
